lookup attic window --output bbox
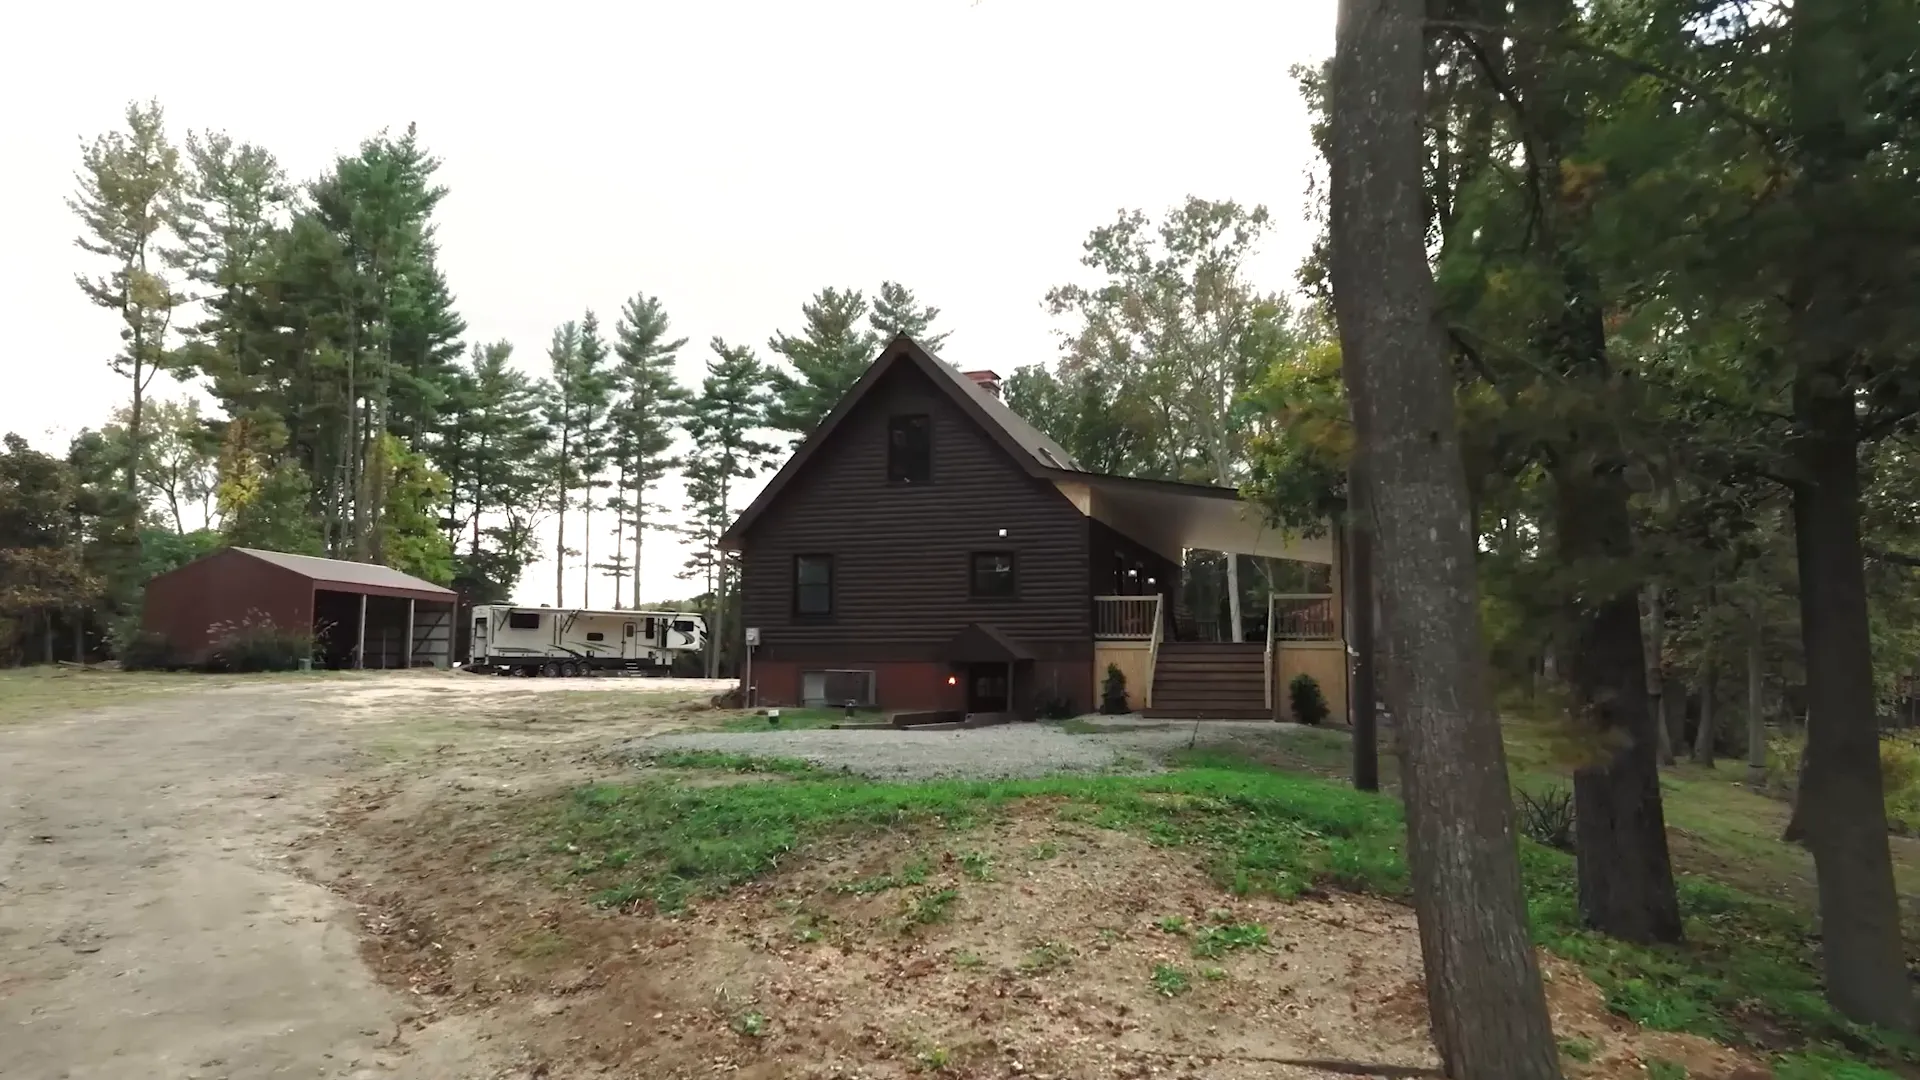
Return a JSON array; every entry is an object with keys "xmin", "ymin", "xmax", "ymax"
[{"xmin": 888, "ymin": 414, "xmax": 932, "ymax": 484}]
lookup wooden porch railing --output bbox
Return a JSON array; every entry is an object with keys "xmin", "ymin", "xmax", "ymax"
[
  {"xmin": 1271, "ymin": 594, "xmax": 1338, "ymax": 641},
  {"xmin": 1094, "ymin": 595, "xmax": 1162, "ymax": 640}
]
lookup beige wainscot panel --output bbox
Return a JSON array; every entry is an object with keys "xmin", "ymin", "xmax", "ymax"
[
  {"xmin": 1093, "ymin": 640, "xmax": 1156, "ymax": 711},
  {"xmin": 1274, "ymin": 641, "xmax": 1349, "ymax": 725}
]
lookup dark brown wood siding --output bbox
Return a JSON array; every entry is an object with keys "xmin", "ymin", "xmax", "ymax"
[{"xmin": 738, "ymin": 363, "xmax": 1092, "ymax": 663}]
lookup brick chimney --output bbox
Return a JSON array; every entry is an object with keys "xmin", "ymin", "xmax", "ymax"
[{"xmin": 963, "ymin": 370, "xmax": 1003, "ymax": 399}]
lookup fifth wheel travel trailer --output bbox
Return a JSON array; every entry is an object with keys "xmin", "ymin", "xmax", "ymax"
[{"xmin": 464, "ymin": 606, "xmax": 707, "ymax": 676}]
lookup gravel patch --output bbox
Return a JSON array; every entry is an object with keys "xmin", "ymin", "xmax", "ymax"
[{"xmin": 623, "ymin": 716, "xmax": 1320, "ymax": 782}]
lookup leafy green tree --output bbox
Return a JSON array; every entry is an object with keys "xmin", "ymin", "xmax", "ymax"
[
  {"xmin": 0, "ymin": 436, "xmax": 96, "ymax": 664},
  {"xmin": 611, "ymin": 292, "xmax": 688, "ymax": 607},
  {"xmin": 125, "ymin": 398, "xmax": 218, "ymax": 533},
  {"xmin": 681, "ymin": 339, "xmax": 775, "ymax": 677},
  {"xmin": 222, "ymin": 460, "xmax": 323, "ymax": 556},
  {"xmin": 869, "ymin": 281, "xmax": 948, "ymax": 351},
  {"xmin": 374, "ymin": 435, "xmax": 455, "ymax": 585},
  {"xmin": 1046, "ymin": 197, "xmax": 1289, "ymax": 640},
  {"xmin": 69, "ymin": 100, "xmax": 186, "ymax": 498},
  {"xmin": 765, "ymin": 287, "xmax": 878, "ymax": 441}
]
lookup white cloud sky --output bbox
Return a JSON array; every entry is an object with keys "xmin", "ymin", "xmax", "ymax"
[{"xmin": 1, "ymin": 0, "xmax": 1334, "ymax": 609}]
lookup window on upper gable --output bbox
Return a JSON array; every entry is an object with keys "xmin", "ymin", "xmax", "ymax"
[{"xmin": 888, "ymin": 414, "xmax": 932, "ymax": 483}]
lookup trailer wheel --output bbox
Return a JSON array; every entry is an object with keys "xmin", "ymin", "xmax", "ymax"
[{"xmin": 540, "ymin": 661, "xmax": 561, "ymax": 678}]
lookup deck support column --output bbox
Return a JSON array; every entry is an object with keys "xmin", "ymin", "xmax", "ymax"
[
  {"xmin": 404, "ymin": 598, "xmax": 415, "ymax": 669},
  {"xmin": 356, "ymin": 593, "xmax": 368, "ymax": 670}
]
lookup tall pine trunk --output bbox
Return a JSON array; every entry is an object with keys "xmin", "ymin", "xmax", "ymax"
[
  {"xmin": 1788, "ymin": 364, "xmax": 1915, "ymax": 1031},
  {"xmin": 1345, "ymin": 500, "xmax": 1379, "ymax": 792},
  {"xmin": 1557, "ymin": 468, "xmax": 1683, "ymax": 944},
  {"xmin": 1327, "ymin": 0, "xmax": 1563, "ymax": 1073},
  {"xmin": 582, "ymin": 491, "xmax": 593, "ymax": 609},
  {"xmin": 1747, "ymin": 613, "xmax": 1767, "ymax": 787},
  {"xmin": 1645, "ymin": 583, "xmax": 1676, "ymax": 766},
  {"xmin": 1693, "ymin": 638, "xmax": 1717, "ymax": 767}
]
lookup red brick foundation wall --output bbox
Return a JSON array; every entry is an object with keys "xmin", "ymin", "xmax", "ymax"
[{"xmin": 745, "ymin": 659, "xmax": 1092, "ymax": 715}]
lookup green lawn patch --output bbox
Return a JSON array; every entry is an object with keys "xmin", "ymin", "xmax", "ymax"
[
  {"xmin": 716, "ymin": 708, "xmax": 859, "ymax": 732},
  {"xmin": 541, "ymin": 749, "xmax": 1914, "ymax": 1072}
]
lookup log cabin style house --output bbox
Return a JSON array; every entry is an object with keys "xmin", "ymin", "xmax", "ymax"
[{"xmin": 720, "ymin": 335, "xmax": 1350, "ymax": 721}]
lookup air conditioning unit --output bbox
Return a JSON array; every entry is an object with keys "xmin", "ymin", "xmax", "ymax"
[{"xmin": 802, "ymin": 669, "xmax": 876, "ymax": 708}]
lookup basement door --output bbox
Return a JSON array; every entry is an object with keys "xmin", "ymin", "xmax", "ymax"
[{"xmin": 965, "ymin": 663, "xmax": 1010, "ymax": 713}]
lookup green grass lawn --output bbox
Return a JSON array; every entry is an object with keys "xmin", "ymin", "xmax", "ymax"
[
  {"xmin": 714, "ymin": 707, "xmax": 861, "ymax": 732},
  {"xmin": 532, "ymin": 742, "xmax": 1916, "ymax": 1077}
]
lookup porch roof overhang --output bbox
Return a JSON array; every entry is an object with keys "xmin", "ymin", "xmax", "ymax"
[
  {"xmin": 944, "ymin": 623, "xmax": 1036, "ymax": 664},
  {"xmin": 1048, "ymin": 472, "xmax": 1335, "ymax": 566}
]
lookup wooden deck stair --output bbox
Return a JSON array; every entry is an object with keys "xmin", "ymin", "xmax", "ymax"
[{"xmin": 1142, "ymin": 641, "xmax": 1269, "ymax": 720}]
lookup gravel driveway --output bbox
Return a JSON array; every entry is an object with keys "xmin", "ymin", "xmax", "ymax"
[{"xmin": 626, "ymin": 717, "xmax": 1317, "ymax": 781}]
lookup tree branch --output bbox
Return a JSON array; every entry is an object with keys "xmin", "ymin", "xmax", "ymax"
[{"xmin": 1428, "ymin": 18, "xmax": 1780, "ymax": 148}]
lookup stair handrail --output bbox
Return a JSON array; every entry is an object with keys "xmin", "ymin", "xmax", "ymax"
[
  {"xmin": 1146, "ymin": 593, "xmax": 1164, "ymax": 709},
  {"xmin": 1264, "ymin": 592, "xmax": 1279, "ymax": 717}
]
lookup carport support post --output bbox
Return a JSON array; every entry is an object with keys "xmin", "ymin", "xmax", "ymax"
[
  {"xmin": 355, "ymin": 593, "xmax": 368, "ymax": 670},
  {"xmin": 404, "ymin": 598, "xmax": 415, "ymax": 669}
]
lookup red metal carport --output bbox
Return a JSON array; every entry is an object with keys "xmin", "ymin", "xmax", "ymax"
[{"xmin": 142, "ymin": 547, "xmax": 458, "ymax": 669}]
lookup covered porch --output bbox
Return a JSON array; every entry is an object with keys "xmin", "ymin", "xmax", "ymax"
[{"xmin": 1058, "ymin": 473, "xmax": 1347, "ymax": 721}]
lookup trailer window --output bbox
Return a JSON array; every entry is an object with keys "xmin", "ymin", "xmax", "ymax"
[
  {"xmin": 507, "ymin": 611, "xmax": 541, "ymax": 630},
  {"xmin": 673, "ymin": 620, "xmax": 696, "ymax": 633},
  {"xmin": 586, "ymin": 631, "xmax": 605, "ymax": 642},
  {"xmin": 644, "ymin": 617, "xmax": 656, "ymax": 638},
  {"xmin": 624, "ymin": 622, "xmax": 636, "ymax": 638}
]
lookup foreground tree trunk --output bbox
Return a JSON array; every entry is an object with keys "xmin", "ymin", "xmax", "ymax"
[
  {"xmin": 1346, "ymin": 507, "xmax": 1380, "ymax": 792},
  {"xmin": 1644, "ymin": 584, "xmax": 1676, "ymax": 767},
  {"xmin": 1788, "ymin": 367, "xmax": 1915, "ymax": 1031},
  {"xmin": 1693, "ymin": 647, "xmax": 1717, "ymax": 767},
  {"xmin": 1327, "ymin": 0, "xmax": 1563, "ymax": 1074},
  {"xmin": 1747, "ymin": 616, "xmax": 1767, "ymax": 786},
  {"xmin": 1556, "ymin": 472, "xmax": 1684, "ymax": 944}
]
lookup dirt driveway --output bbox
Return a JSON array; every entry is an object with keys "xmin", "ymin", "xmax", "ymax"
[{"xmin": 0, "ymin": 671, "xmax": 727, "ymax": 1080}]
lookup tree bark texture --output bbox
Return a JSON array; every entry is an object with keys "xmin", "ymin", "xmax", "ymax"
[
  {"xmin": 1788, "ymin": 366, "xmax": 1915, "ymax": 1031},
  {"xmin": 1556, "ymin": 473, "xmax": 1684, "ymax": 944},
  {"xmin": 1328, "ymin": 0, "xmax": 1563, "ymax": 1075},
  {"xmin": 1693, "ymin": 646, "xmax": 1717, "ymax": 767},
  {"xmin": 1643, "ymin": 584, "xmax": 1676, "ymax": 767},
  {"xmin": 1747, "ymin": 618, "xmax": 1767, "ymax": 786},
  {"xmin": 1347, "ymin": 510, "xmax": 1381, "ymax": 792}
]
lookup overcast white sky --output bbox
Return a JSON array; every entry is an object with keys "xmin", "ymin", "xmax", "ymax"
[{"xmin": 1, "ymin": 0, "xmax": 1334, "ymax": 608}]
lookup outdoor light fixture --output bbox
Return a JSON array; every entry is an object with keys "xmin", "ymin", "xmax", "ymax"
[
  {"xmin": 947, "ymin": 675, "xmax": 958, "ymax": 686},
  {"xmin": 997, "ymin": 528, "xmax": 1008, "ymax": 537},
  {"xmin": 1128, "ymin": 568, "xmax": 1139, "ymax": 577}
]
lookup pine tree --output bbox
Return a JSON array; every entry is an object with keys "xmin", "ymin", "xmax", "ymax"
[
  {"xmin": 765, "ymin": 287, "xmax": 878, "ymax": 442},
  {"xmin": 681, "ymin": 339, "xmax": 775, "ymax": 677},
  {"xmin": 446, "ymin": 341, "xmax": 551, "ymax": 601},
  {"xmin": 69, "ymin": 100, "xmax": 187, "ymax": 499},
  {"xmin": 542, "ymin": 322, "xmax": 584, "ymax": 606},
  {"xmin": 611, "ymin": 293, "xmax": 689, "ymax": 607},
  {"xmin": 869, "ymin": 280, "xmax": 949, "ymax": 351},
  {"xmin": 572, "ymin": 312, "xmax": 615, "ymax": 607}
]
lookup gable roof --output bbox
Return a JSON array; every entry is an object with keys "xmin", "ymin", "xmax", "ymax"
[
  {"xmin": 234, "ymin": 547, "xmax": 457, "ymax": 599},
  {"xmin": 720, "ymin": 335, "xmax": 1082, "ymax": 546}
]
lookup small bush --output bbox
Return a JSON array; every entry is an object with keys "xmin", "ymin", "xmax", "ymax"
[
  {"xmin": 1770, "ymin": 732, "xmax": 1920, "ymax": 835},
  {"xmin": 1037, "ymin": 694, "xmax": 1076, "ymax": 720},
  {"xmin": 1288, "ymin": 673, "xmax": 1330, "ymax": 726},
  {"xmin": 203, "ymin": 613, "xmax": 313, "ymax": 673},
  {"xmin": 1515, "ymin": 784, "xmax": 1577, "ymax": 851},
  {"xmin": 116, "ymin": 631, "xmax": 179, "ymax": 672},
  {"xmin": 1100, "ymin": 663, "xmax": 1130, "ymax": 714}
]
